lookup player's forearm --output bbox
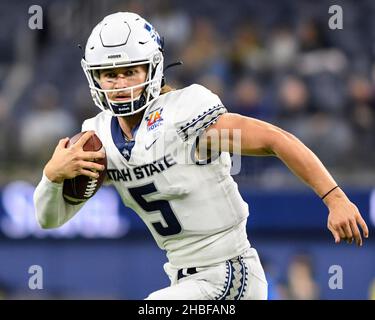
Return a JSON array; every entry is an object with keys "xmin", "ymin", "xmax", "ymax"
[
  {"xmin": 33, "ymin": 173, "xmax": 83, "ymax": 228},
  {"xmin": 205, "ymin": 114, "xmax": 345, "ymax": 205},
  {"xmin": 270, "ymin": 129, "xmax": 344, "ymax": 204}
]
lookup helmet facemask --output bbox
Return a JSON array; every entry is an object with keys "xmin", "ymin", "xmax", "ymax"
[
  {"xmin": 82, "ymin": 54, "xmax": 163, "ymax": 116},
  {"xmin": 81, "ymin": 12, "xmax": 165, "ymax": 117}
]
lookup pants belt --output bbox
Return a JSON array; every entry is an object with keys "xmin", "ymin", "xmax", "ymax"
[{"xmin": 177, "ymin": 267, "xmax": 197, "ymax": 280}]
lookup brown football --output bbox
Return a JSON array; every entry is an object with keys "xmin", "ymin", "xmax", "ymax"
[{"xmin": 62, "ymin": 131, "xmax": 107, "ymax": 205}]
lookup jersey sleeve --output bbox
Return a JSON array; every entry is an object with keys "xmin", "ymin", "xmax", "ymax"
[
  {"xmin": 33, "ymin": 173, "xmax": 86, "ymax": 228},
  {"xmin": 174, "ymin": 84, "xmax": 227, "ymax": 142}
]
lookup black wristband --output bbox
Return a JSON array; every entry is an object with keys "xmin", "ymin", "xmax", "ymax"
[{"xmin": 321, "ymin": 186, "xmax": 339, "ymax": 200}]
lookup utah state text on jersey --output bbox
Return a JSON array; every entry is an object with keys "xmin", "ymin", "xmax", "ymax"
[{"xmin": 107, "ymin": 153, "xmax": 176, "ymax": 182}]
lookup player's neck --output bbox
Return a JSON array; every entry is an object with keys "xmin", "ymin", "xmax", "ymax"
[{"xmin": 118, "ymin": 111, "xmax": 145, "ymax": 140}]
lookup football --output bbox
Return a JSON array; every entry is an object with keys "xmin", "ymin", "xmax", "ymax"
[{"xmin": 62, "ymin": 131, "xmax": 107, "ymax": 205}]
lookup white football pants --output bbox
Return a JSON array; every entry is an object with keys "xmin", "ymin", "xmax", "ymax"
[{"xmin": 146, "ymin": 247, "xmax": 268, "ymax": 300}]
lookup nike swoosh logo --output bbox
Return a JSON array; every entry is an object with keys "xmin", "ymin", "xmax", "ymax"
[{"xmin": 145, "ymin": 138, "xmax": 158, "ymax": 150}]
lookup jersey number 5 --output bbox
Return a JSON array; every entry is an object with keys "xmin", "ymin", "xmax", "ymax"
[{"xmin": 128, "ymin": 182, "xmax": 182, "ymax": 236}]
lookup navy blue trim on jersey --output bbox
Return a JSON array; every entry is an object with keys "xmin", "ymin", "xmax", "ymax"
[
  {"xmin": 111, "ymin": 117, "xmax": 139, "ymax": 161},
  {"xmin": 177, "ymin": 104, "xmax": 226, "ymax": 141},
  {"xmin": 178, "ymin": 104, "xmax": 224, "ymax": 134}
]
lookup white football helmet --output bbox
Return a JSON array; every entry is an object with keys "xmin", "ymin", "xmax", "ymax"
[{"xmin": 81, "ymin": 12, "xmax": 164, "ymax": 116}]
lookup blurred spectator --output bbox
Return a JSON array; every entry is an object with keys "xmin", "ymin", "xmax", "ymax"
[
  {"xmin": 0, "ymin": 94, "xmax": 19, "ymax": 172},
  {"xmin": 275, "ymin": 75, "xmax": 353, "ymax": 166},
  {"xmin": 229, "ymin": 23, "xmax": 267, "ymax": 76},
  {"xmin": 19, "ymin": 84, "xmax": 77, "ymax": 165},
  {"xmin": 307, "ymin": 72, "xmax": 347, "ymax": 113},
  {"xmin": 277, "ymin": 75, "xmax": 311, "ymax": 121},
  {"xmin": 348, "ymin": 75, "xmax": 375, "ymax": 134},
  {"xmin": 347, "ymin": 75, "xmax": 375, "ymax": 166},
  {"xmin": 296, "ymin": 19, "xmax": 348, "ymax": 76},
  {"xmin": 298, "ymin": 19, "xmax": 330, "ymax": 52},
  {"xmin": 197, "ymin": 73, "xmax": 225, "ymax": 98},
  {"xmin": 230, "ymin": 77, "xmax": 272, "ymax": 120},
  {"xmin": 279, "ymin": 253, "xmax": 320, "ymax": 300},
  {"xmin": 267, "ymin": 26, "xmax": 298, "ymax": 70},
  {"xmin": 150, "ymin": 0, "xmax": 192, "ymax": 56},
  {"xmin": 181, "ymin": 17, "xmax": 229, "ymax": 83}
]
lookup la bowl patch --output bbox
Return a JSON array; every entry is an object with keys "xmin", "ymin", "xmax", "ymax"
[{"xmin": 146, "ymin": 107, "xmax": 164, "ymax": 132}]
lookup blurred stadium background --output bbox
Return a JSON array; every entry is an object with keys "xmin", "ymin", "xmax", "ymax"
[{"xmin": 0, "ymin": 0, "xmax": 374, "ymax": 299}]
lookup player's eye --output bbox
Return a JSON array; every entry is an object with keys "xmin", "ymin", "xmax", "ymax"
[
  {"xmin": 125, "ymin": 69, "xmax": 135, "ymax": 76},
  {"xmin": 105, "ymin": 72, "xmax": 117, "ymax": 78}
]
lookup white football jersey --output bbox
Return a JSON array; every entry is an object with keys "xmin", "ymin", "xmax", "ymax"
[
  {"xmin": 81, "ymin": 84, "xmax": 250, "ymax": 268},
  {"xmin": 34, "ymin": 84, "xmax": 251, "ymax": 269}
]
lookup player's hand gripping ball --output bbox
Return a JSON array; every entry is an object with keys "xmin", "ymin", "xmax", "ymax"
[{"xmin": 62, "ymin": 132, "xmax": 107, "ymax": 204}]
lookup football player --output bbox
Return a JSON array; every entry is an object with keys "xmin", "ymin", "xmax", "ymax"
[{"xmin": 34, "ymin": 12, "xmax": 369, "ymax": 300}]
